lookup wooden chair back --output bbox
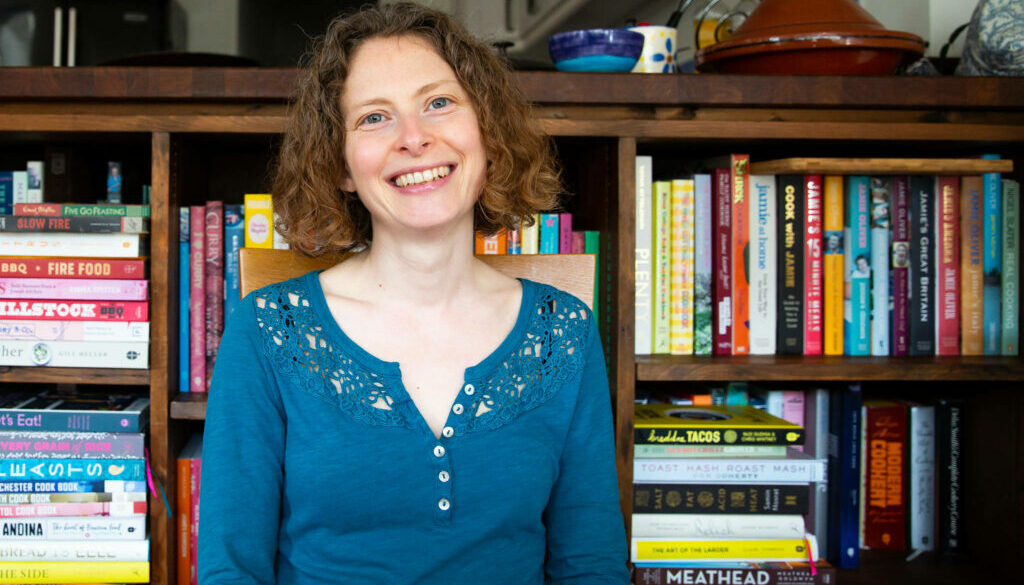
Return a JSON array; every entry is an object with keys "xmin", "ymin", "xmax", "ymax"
[{"xmin": 238, "ymin": 248, "xmax": 596, "ymax": 309}]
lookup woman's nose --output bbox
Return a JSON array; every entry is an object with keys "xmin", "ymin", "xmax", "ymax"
[{"xmin": 396, "ymin": 115, "xmax": 431, "ymax": 156}]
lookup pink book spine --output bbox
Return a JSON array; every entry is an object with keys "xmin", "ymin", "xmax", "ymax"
[
  {"xmin": 190, "ymin": 456, "xmax": 202, "ymax": 585},
  {"xmin": 571, "ymin": 231, "xmax": 585, "ymax": 254},
  {"xmin": 558, "ymin": 213, "xmax": 573, "ymax": 253},
  {"xmin": 804, "ymin": 175, "xmax": 824, "ymax": 354},
  {"xmin": 189, "ymin": 206, "xmax": 206, "ymax": 393},
  {"xmin": 0, "ymin": 278, "xmax": 148, "ymax": 301},
  {"xmin": 713, "ymin": 168, "xmax": 733, "ymax": 355},
  {"xmin": 892, "ymin": 176, "xmax": 911, "ymax": 356},
  {"xmin": 0, "ymin": 500, "xmax": 146, "ymax": 517},
  {"xmin": 782, "ymin": 390, "xmax": 806, "ymax": 452},
  {"xmin": 0, "ymin": 299, "xmax": 148, "ymax": 321},
  {"xmin": 204, "ymin": 201, "xmax": 224, "ymax": 389},
  {"xmin": 0, "ymin": 258, "xmax": 147, "ymax": 279},
  {"xmin": 936, "ymin": 176, "xmax": 961, "ymax": 355}
]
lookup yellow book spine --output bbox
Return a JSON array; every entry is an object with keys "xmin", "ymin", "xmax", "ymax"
[
  {"xmin": 670, "ymin": 179, "xmax": 695, "ymax": 354},
  {"xmin": 0, "ymin": 562, "xmax": 149, "ymax": 584},
  {"xmin": 521, "ymin": 214, "xmax": 540, "ymax": 254},
  {"xmin": 243, "ymin": 193, "xmax": 274, "ymax": 249},
  {"xmin": 823, "ymin": 176, "xmax": 844, "ymax": 355},
  {"xmin": 653, "ymin": 181, "xmax": 672, "ymax": 354},
  {"xmin": 632, "ymin": 535, "xmax": 817, "ymax": 563}
]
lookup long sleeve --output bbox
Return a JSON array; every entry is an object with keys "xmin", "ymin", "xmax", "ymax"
[
  {"xmin": 543, "ymin": 316, "xmax": 630, "ymax": 584},
  {"xmin": 198, "ymin": 294, "xmax": 285, "ymax": 585}
]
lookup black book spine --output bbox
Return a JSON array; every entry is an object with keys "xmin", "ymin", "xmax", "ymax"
[
  {"xmin": 777, "ymin": 175, "xmax": 804, "ymax": 354},
  {"xmin": 632, "ymin": 482, "xmax": 811, "ymax": 515},
  {"xmin": 909, "ymin": 176, "xmax": 935, "ymax": 355},
  {"xmin": 937, "ymin": 398, "xmax": 965, "ymax": 555}
]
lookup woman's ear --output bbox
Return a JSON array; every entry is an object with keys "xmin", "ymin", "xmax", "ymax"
[{"xmin": 340, "ymin": 172, "xmax": 356, "ymax": 193}]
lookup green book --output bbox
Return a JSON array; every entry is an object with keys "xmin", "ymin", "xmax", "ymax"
[
  {"xmin": 653, "ymin": 181, "xmax": 672, "ymax": 354},
  {"xmin": 1002, "ymin": 179, "xmax": 1019, "ymax": 355},
  {"xmin": 61, "ymin": 204, "xmax": 150, "ymax": 217},
  {"xmin": 584, "ymin": 230, "xmax": 601, "ymax": 327}
]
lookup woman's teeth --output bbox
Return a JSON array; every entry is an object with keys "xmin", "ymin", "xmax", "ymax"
[{"xmin": 394, "ymin": 165, "xmax": 450, "ymax": 187}]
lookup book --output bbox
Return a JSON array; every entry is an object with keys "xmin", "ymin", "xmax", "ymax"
[
  {"xmin": 634, "ymin": 444, "xmax": 787, "ymax": 458},
  {"xmin": 653, "ymin": 181, "xmax": 672, "ymax": 353},
  {"xmin": 694, "ymin": 174, "xmax": 713, "ymax": 356},
  {"xmin": 749, "ymin": 174, "xmax": 776, "ymax": 355},
  {"xmin": 25, "ymin": 162, "xmax": 43, "ymax": 203},
  {"xmin": 891, "ymin": 176, "xmax": 911, "ymax": 356},
  {"xmin": 631, "ymin": 533, "xmax": 818, "ymax": 563},
  {"xmin": 823, "ymin": 175, "xmax": 844, "ymax": 355},
  {"xmin": 243, "ymin": 194, "xmax": 274, "ymax": 249},
  {"xmin": 905, "ymin": 402, "xmax": 936, "ymax": 554},
  {"xmin": 0, "ymin": 391, "xmax": 149, "ymax": 433},
  {"xmin": 827, "ymin": 384, "xmax": 861, "ymax": 569},
  {"xmin": 908, "ymin": 175, "xmax": 934, "ymax": 356},
  {"xmin": 224, "ymin": 204, "xmax": 244, "ymax": 320},
  {"xmin": 0, "ymin": 500, "xmax": 146, "ymax": 517},
  {"xmin": 0, "ymin": 320, "xmax": 149, "ymax": 342},
  {"xmin": 960, "ymin": 176, "xmax": 984, "ymax": 355},
  {"xmin": 189, "ymin": 206, "xmax": 206, "ymax": 393},
  {"xmin": 669, "ymin": 179, "xmax": 694, "ymax": 355},
  {"xmin": 584, "ymin": 230, "xmax": 601, "ymax": 325},
  {"xmin": 634, "ymin": 449, "xmax": 825, "ymax": 484},
  {"xmin": 0, "ymin": 299, "xmax": 148, "ymax": 321},
  {"xmin": 0, "ymin": 257, "xmax": 146, "ymax": 279},
  {"xmin": 635, "ymin": 156, "xmax": 654, "ymax": 355},
  {"xmin": 474, "ymin": 231, "xmax": 506, "ymax": 254},
  {"xmin": 868, "ymin": 177, "xmax": 890, "ymax": 356},
  {"xmin": 205, "ymin": 200, "xmax": 224, "ymax": 388},
  {"xmin": 982, "ymin": 155, "xmax": 1002, "ymax": 354},
  {"xmin": 935, "ymin": 176, "xmax": 960, "ymax": 356},
  {"xmin": 803, "ymin": 388, "xmax": 830, "ymax": 560},
  {"xmin": 777, "ymin": 175, "xmax": 804, "ymax": 355},
  {"xmin": 0, "ymin": 215, "xmax": 148, "ymax": 233},
  {"xmin": 189, "ymin": 436, "xmax": 204, "ymax": 585},
  {"xmin": 539, "ymin": 213, "xmax": 559, "ymax": 254},
  {"xmin": 632, "ymin": 514, "xmax": 805, "ymax": 539},
  {"xmin": 844, "ymin": 176, "xmax": 870, "ymax": 356},
  {"xmin": 936, "ymin": 398, "xmax": 964, "ymax": 556},
  {"xmin": 177, "ymin": 433, "xmax": 203, "ymax": 585},
  {"xmin": 0, "ymin": 278, "xmax": 148, "ymax": 301},
  {"xmin": 731, "ymin": 155, "xmax": 751, "ymax": 355},
  {"xmin": 0, "ymin": 340, "xmax": 148, "ymax": 368},
  {"xmin": 0, "ymin": 458, "xmax": 144, "ymax": 482},
  {"xmin": 0, "ymin": 516, "xmax": 146, "ymax": 540},
  {"xmin": 0, "ymin": 480, "xmax": 145, "ymax": 494},
  {"xmin": 630, "ymin": 483, "xmax": 806, "ymax": 514},
  {"xmin": 633, "ymin": 405, "xmax": 804, "ymax": 447},
  {"xmin": 713, "ymin": 167, "xmax": 733, "ymax": 355},
  {"xmin": 558, "ymin": 213, "xmax": 573, "ymax": 253},
  {"xmin": 0, "ymin": 431, "xmax": 144, "ymax": 458},
  {"xmin": 1002, "ymin": 179, "xmax": 1019, "ymax": 355},
  {"xmin": 632, "ymin": 562, "xmax": 835, "ymax": 585},
  {"xmin": 0, "ymin": 233, "xmax": 146, "ymax": 258},
  {"xmin": 521, "ymin": 214, "xmax": 540, "ymax": 255},
  {"xmin": 0, "ymin": 561, "xmax": 148, "ymax": 583},
  {"xmin": 12, "ymin": 171, "xmax": 27, "ymax": 204},
  {"xmin": 13, "ymin": 203, "xmax": 150, "ymax": 217},
  {"xmin": 0, "ymin": 491, "xmax": 146, "ymax": 504},
  {"xmin": 861, "ymin": 400, "xmax": 906, "ymax": 550},
  {"xmin": 179, "ymin": 207, "xmax": 190, "ymax": 393},
  {"xmin": 0, "ymin": 538, "xmax": 149, "ymax": 562},
  {"xmin": 507, "ymin": 227, "xmax": 522, "ymax": 254}
]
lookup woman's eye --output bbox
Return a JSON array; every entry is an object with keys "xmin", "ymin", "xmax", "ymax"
[
  {"xmin": 361, "ymin": 113, "xmax": 384, "ymax": 125},
  {"xmin": 429, "ymin": 97, "xmax": 450, "ymax": 110}
]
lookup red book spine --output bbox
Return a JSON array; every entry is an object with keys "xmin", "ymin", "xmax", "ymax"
[
  {"xmin": 891, "ymin": 176, "xmax": 911, "ymax": 356},
  {"xmin": 11, "ymin": 203, "xmax": 62, "ymax": 216},
  {"xmin": 804, "ymin": 175, "xmax": 824, "ymax": 354},
  {"xmin": 189, "ymin": 206, "xmax": 206, "ymax": 393},
  {"xmin": 0, "ymin": 299, "xmax": 148, "ymax": 321},
  {"xmin": 0, "ymin": 257, "xmax": 147, "ymax": 279},
  {"xmin": 936, "ymin": 176, "xmax": 960, "ymax": 355},
  {"xmin": 863, "ymin": 401, "xmax": 907, "ymax": 550},
  {"xmin": 190, "ymin": 456, "xmax": 202, "ymax": 585},
  {"xmin": 176, "ymin": 455, "xmax": 192, "ymax": 585},
  {"xmin": 731, "ymin": 155, "xmax": 750, "ymax": 355},
  {"xmin": 204, "ymin": 201, "xmax": 224, "ymax": 389},
  {"xmin": 712, "ymin": 168, "xmax": 732, "ymax": 355},
  {"xmin": 558, "ymin": 213, "xmax": 573, "ymax": 254}
]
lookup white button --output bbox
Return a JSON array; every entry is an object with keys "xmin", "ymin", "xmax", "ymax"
[
  {"xmin": 452, "ymin": 404, "xmax": 464, "ymax": 415},
  {"xmin": 433, "ymin": 445, "xmax": 445, "ymax": 458},
  {"xmin": 438, "ymin": 498, "xmax": 451, "ymax": 511},
  {"xmin": 442, "ymin": 426, "xmax": 454, "ymax": 438},
  {"xmin": 438, "ymin": 470, "xmax": 450, "ymax": 483},
  {"xmin": 464, "ymin": 384, "xmax": 475, "ymax": 395}
]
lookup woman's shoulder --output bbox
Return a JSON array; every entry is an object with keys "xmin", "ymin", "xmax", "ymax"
[{"xmin": 521, "ymin": 278, "xmax": 592, "ymax": 319}]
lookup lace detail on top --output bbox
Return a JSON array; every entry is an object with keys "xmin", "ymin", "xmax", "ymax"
[
  {"xmin": 253, "ymin": 282, "xmax": 408, "ymax": 428},
  {"xmin": 454, "ymin": 285, "xmax": 591, "ymax": 436}
]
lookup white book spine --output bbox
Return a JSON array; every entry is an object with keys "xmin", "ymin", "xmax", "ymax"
[
  {"xmin": 0, "ymin": 233, "xmax": 143, "ymax": 258},
  {"xmin": 749, "ymin": 174, "xmax": 776, "ymax": 354},
  {"xmin": 635, "ymin": 156, "xmax": 654, "ymax": 354},
  {"xmin": 0, "ymin": 516, "xmax": 146, "ymax": 540},
  {"xmin": 631, "ymin": 513, "xmax": 806, "ymax": 540},
  {"xmin": 871, "ymin": 178, "xmax": 891, "ymax": 355},
  {"xmin": 25, "ymin": 162, "xmax": 43, "ymax": 203},
  {"xmin": 767, "ymin": 390, "xmax": 785, "ymax": 419},
  {"xmin": 634, "ymin": 457, "xmax": 827, "ymax": 483},
  {"xmin": 0, "ymin": 320, "xmax": 149, "ymax": 342},
  {"xmin": 908, "ymin": 404, "xmax": 936, "ymax": 553},
  {"xmin": 0, "ymin": 340, "xmax": 148, "ymax": 368},
  {"xmin": 0, "ymin": 537, "xmax": 149, "ymax": 561},
  {"xmin": 694, "ymin": 174, "xmax": 713, "ymax": 355},
  {"xmin": 12, "ymin": 172, "xmax": 28, "ymax": 204},
  {"xmin": 811, "ymin": 388, "xmax": 830, "ymax": 560}
]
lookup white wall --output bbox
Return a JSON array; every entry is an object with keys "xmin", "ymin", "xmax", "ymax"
[{"xmin": 860, "ymin": 0, "xmax": 978, "ymax": 57}]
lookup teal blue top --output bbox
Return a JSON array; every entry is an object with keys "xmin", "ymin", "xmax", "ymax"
[{"xmin": 198, "ymin": 271, "xmax": 628, "ymax": 584}]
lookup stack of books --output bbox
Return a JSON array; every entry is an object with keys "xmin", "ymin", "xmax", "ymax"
[
  {"xmin": 0, "ymin": 389, "xmax": 150, "ymax": 583},
  {"xmin": 0, "ymin": 203, "xmax": 150, "ymax": 369},
  {"xmin": 631, "ymin": 403, "xmax": 833, "ymax": 584}
]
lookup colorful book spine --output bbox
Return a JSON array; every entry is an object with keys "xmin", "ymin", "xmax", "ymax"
[
  {"xmin": 633, "ymin": 483, "xmax": 809, "ymax": 516},
  {"xmin": 0, "ymin": 539, "xmax": 149, "ymax": 562},
  {"xmin": 868, "ymin": 177, "xmax": 891, "ymax": 355},
  {"xmin": 777, "ymin": 176, "xmax": 804, "ymax": 355},
  {"xmin": 0, "ymin": 480, "xmax": 145, "ymax": 494},
  {"xmin": 802, "ymin": 176, "xmax": 827, "ymax": 354},
  {"xmin": 538, "ymin": 213, "xmax": 559, "ymax": 254},
  {"xmin": 0, "ymin": 215, "xmax": 148, "ymax": 234},
  {"xmin": 25, "ymin": 161, "xmax": 42, "ymax": 203},
  {"xmin": 862, "ymin": 401, "xmax": 907, "ymax": 550},
  {"xmin": 0, "ymin": 491, "xmax": 145, "ymax": 504},
  {"xmin": 507, "ymin": 228, "xmax": 522, "ymax": 255},
  {"xmin": 0, "ymin": 431, "xmax": 144, "ymax": 459},
  {"xmin": 0, "ymin": 403, "xmax": 148, "ymax": 434},
  {"xmin": 935, "ymin": 176, "xmax": 960, "ymax": 355},
  {"xmin": 0, "ymin": 278, "xmax": 147, "ymax": 301},
  {"xmin": 713, "ymin": 167, "xmax": 733, "ymax": 355},
  {"xmin": 670, "ymin": 179, "xmax": 695, "ymax": 355},
  {"xmin": 908, "ymin": 176, "xmax": 935, "ymax": 356},
  {"xmin": 634, "ymin": 444, "xmax": 787, "ymax": 458},
  {"xmin": 0, "ymin": 340, "xmax": 148, "ymax": 368},
  {"xmin": 936, "ymin": 399, "xmax": 964, "ymax": 555},
  {"xmin": 731, "ymin": 155, "xmax": 751, "ymax": 355},
  {"xmin": 891, "ymin": 176, "xmax": 911, "ymax": 356},
  {"xmin": 0, "ymin": 500, "xmax": 146, "ymax": 518},
  {"xmin": 584, "ymin": 230, "xmax": 600, "ymax": 325},
  {"xmin": 0, "ymin": 257, "xmax": 146, "ymax": 280},
  {"xmin": 694, "ymin": 174, "xmax": 713, "ymax": 356},
  {"xmin": 0, "ymin": 233, "xmax": 145, "ymax": 258},
  {"xmin": 906, "ymin": 403, "xmax": 936, "ymax": 553},
  {"xmin": 13, "ymin": 203, "xmax": 150, "ymax": 217},
  {"xmin": 243, "ymin": 194, "xmax": 273, "ymax": 249},
  {"xmin": 223, "ymin": 204, "xmax": 244, "ymax": 320},
  {"xmin": 632, "ymin": 534, "xmax": 818, "ymax": 564},
  {"xmin": 653, "ymin": 181, "xmax": 672, "ymax": 354},
  {"xmin": 0, "ymin": 561, "xmax": 148, "ymax": 583},
  {"xmin": 632, "ymin": 513, "xmax": 806, "ymax": 539},
  {"xmin": 521, "ymin": 214, "xmax": 540, "ymax": 255},
  {"xmin": 558, "ymin": 213, "xmax": 573, "ymax": 253},
  {"xmin": 190, "ymin": 446, "xmax": 203, "ymax": 585},
  {"xmin": 634, "ymin": 457, "xmax": 826, "ymax": 483},
  {"xmin": 1002, "ymin": 179, "xmax": 1020, "ymax": 355},
  {"xmin": 0, "ymin": 516, "xmax": 146, "ymax": 540},
  {"xmin": 982, "ymin": 155, "xmax": 1002, "ymax": 354},
  {"xmin": 0, "ymin": 299, "xmax": 147, "ymax": 322},
  {"xmin": 177, "ymin": 455, "xmax": 192, "ymax": 585},
  {"xmin": 179, "ymin": 207, "xmax": 190, "ymax": 393},
  {"xmin": 474, "ymin": 231, "xmax": 506, "ymax": 254},
  {"xmin": 635, "ymin": 156, "xmax": 654, "ymax": 355},
  {"xmin": 189, "ymin": 206, "xmax": 206, "ymax": 393},
  {"xmin": 632, "ymin": 563, "xmax": 835, "ymax": 585},
  {"xmin": 828, "ymin": 384, "xmax": 862, "ymax": 569},
  {"xmin": 960, "ymin": 176, "xmax": 985, "ymax": 355},
  {"xmin": 570, "ymin": 231, "xmax": 584, "ymax": 254},
  {"xmin": 748, "ymin": 174, "xmax": 776, "ymax": 355},
  {"xmin": 844, "ymin": 176, "xmax": 870, "ymax": 356},
  {"xmin": 782, "ymin": 390, "xmax": 805, "ymax": 431},
  {"xmin": 0, "ymin": 320, "xmax": 148, "ymax": 342},
  {"xmin": 204, "ymin": 201, "xmax": 224, "ymax": 388},
  {"xmin": 823, "ymin": 176, "xmax": 844, "ymax": 355}
]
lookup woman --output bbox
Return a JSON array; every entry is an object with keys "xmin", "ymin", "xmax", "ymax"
[{"xmin": 198, "ymin": 3, "xmax": 628, "ymax": 585}]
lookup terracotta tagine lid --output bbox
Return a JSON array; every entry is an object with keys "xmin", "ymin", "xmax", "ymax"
[{"xmin": 695, "ymin": 0, "xmax": 926, "ymax": 75}]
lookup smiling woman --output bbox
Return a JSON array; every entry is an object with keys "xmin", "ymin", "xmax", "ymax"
[{"xmin": 197, "ymin": 2, "xmax": 629, "ymax": 585}]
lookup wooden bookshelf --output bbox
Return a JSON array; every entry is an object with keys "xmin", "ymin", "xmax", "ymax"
[
  {"xmin": 0, "ymin": 69, "xmax": 1020, "ymax": 585},
  {"xmin": 748, "ymin": 157, "xmax": 1014, "ymax": 175}
]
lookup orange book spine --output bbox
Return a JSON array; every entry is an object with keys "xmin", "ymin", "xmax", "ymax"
[
  {"xmin": 823, "ymin": 175, "xmax": 845, "ymax": 355},
  {"xmin": 731, "ymin": 155, "xmax": 750, "ymax": 355},
  {"xmin": 176, "ymin": 456, "xmax": 192, "ymax": 585},
  {"xmin": 961, "ymin": 175, "xmax": 984, "ymax": 355}
]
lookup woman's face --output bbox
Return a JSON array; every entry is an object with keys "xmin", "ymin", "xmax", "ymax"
[{"xmin": 339, "ymin": 35, "xmax": 487, "ymax": 240}]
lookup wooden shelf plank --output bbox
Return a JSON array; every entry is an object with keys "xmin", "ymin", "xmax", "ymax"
[
  {"xmin": 749, "ymin": 157, "xmax": 1013, "ymax": 175},
  {"xmin": 170, "ymin": 393, "xmax": 207, "ymax": 420},
  {"xmin": 0, "ymin": 367, "xmax": 149, "ymax": 385},
  {"xmin": 636, "ymin": 355, "xmax": 1024, "ymax": 381},
  {"xmin": 840, "ymin": 551, "xmax": 994, "ymax": 585}
]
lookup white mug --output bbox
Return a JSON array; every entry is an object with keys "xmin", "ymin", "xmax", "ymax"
[{"xmin": 629, "ymin": 25, "xmax": 678, "ymax": 73}]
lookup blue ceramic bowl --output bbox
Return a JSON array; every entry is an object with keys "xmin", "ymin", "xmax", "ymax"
[{"xmin": 548, "ymin": 28, "xmax": 645, "ymax": 72}]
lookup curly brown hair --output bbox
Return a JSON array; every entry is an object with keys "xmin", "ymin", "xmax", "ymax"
[{"xmin": 272, "ymin": 2, "xmax": 562, "ymax": 255}]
